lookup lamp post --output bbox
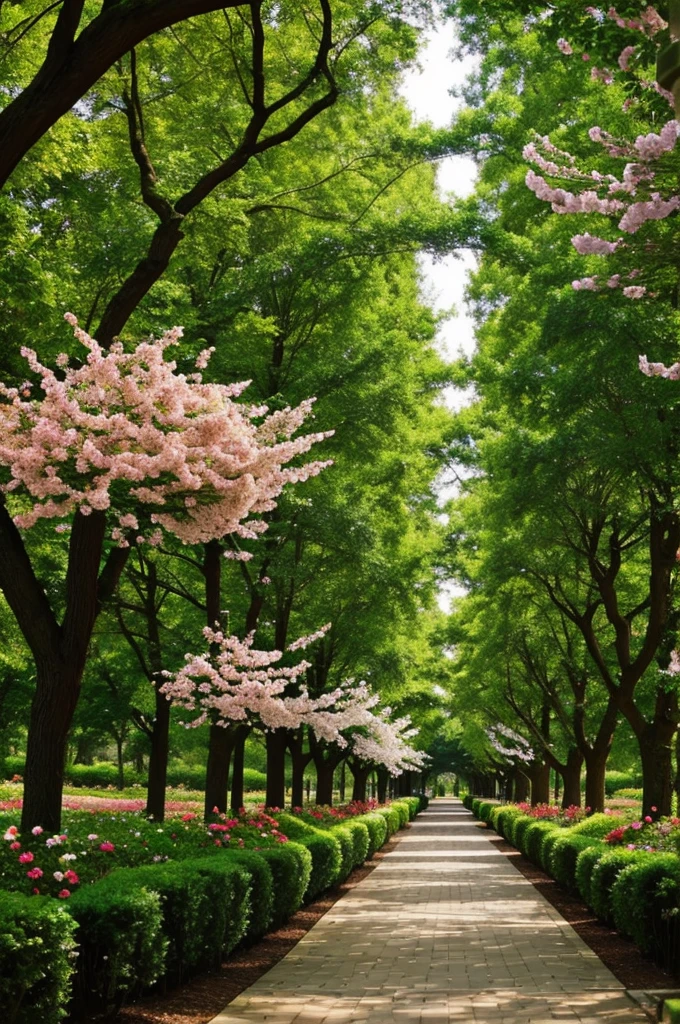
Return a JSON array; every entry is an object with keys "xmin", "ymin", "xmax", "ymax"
[{"xmin": 657, "ymin": 1, "xmax": 680, "ymax": 116}]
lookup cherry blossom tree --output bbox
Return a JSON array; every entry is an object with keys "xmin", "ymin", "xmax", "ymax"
[
  {"xmin": 0, "ymin": 316, "xmax": 331, "ymax": 831},
  {"xmin": 162, "ymin": 627, "xmax": 427, "ymax": 806}
]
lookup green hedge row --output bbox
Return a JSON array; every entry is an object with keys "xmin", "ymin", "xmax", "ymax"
[
  {"xmin": 2, "ymin": 756, "xmax": 268, "ymax": 793},
  {"xmin": 2, "ymin": 797, "xmax": 425, "ymax": 1020},
  {"xmin": 468, "ymin": 801, "xmax": 680, "ymax": 974}
]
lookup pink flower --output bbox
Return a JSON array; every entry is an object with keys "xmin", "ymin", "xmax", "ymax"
[
  {"xmin": 98, "ymin": 842, "xmax": 115, "ymax": 852},
  {"xmin": 651, "ymin": 806, "xmax": 658, "ymax": 812},
  {"xmin": 30, "ymin": 826, "xmax": 43, "ymax": 836},
  {"xmin": 64, "ymin": 870, "xmax": 79, "ymax": 884},
  {"xmin": 9, "ymin": 841, "xmax": 20, "ymax": 851},
  {"xmin": 57, "ymin": 889, "xmax": 71, "ymax": 899},
  {"xmin": 26, "ymin": 867, "xmax": 43, "ymax": 879},
  {"xmin": 18, "ymin": 851, "xmax": 34, "ymax": 863},
  {"xmin": 644, "ymin": 815, "xmax": 653, "ymax": 823}
]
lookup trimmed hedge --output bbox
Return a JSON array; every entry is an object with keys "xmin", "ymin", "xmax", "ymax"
[
  {"xmin": 354, "ymin": 812, "xmax": 388, "ymax": 857},
  {"xmin": 524, "ymin": 821, "xmax": 559, "ymax": 866},
  {"xmin": 588, "ymin": 849, "xmax": 646, "ymax": 924},
  {"xmin": 276, "ymin": 815, "xmax": 342, "ymax": 901},
  {"xmin": 223, "ymin": 849, "xmax": 274, "ymax": 941},
  {"xmin": 548, "ymin": 835, "xmax": 605, "ymax": 894},
  {"xmin": 376, "ymin": 806, "xmax": 401, "ymax": 837},
  {"xmin": 345, "ymin": 819, "xmax": 370, "ymax": 866},
  {"xmin": 258, "ymin": 842, "xmax": 312, "ymax": 927},
  {"xmin": 462, "ymin": 794, "xmax": 473, "ymax": 810},
  {"xmin": 568, "ymin": 813, "xmax": 625, "ymax": 839},
  {"xmin": 0, "ymin": 891, "xmax": 77, "ymax": 1024},
  {"xmin": 611, "ymin": 854, "xmax": 680, "ymax": 962},
  {"xmin": 67, "ymin": 875, "xmax": 166, "ymax": 1012}
]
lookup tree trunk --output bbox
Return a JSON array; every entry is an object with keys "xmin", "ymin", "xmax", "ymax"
[
  {"xmin": 513, "ymin": 769, "xmax": 529, "ymax": 803},
  {"xmin": 21, "ymin": 659, "xmax": 82, "ymax": 833},
  {"xmin": 583, "ymin": 748, "xmax": 607, "ymax": 813},
  {"xmin": 204, "ymin": 725, "xmax": 235, "ymax": 819},
  {"xmin": 350, "ymin": 761, "xmax": 370, "ymax": 802},
  {"xmin": 339, "ymin": 761, "xmax": 346, "ymax": 803},
  {"xmin": 640, "ymin": 721, "xmax": 676, "ymax": 818},
  {"xmin": 377, "ymin": 768, "xmax": 388, "ymax": 804},
  {"xmin": 528, "ymin": 761, "xmax": 550, "ymax": 806},
  {"xmin": 115, "ymin": 734, "xmax": 125, "ymax": 791},
  {"xmin": 288, "ymin": 729, "xmax": 312, "ymax": 810},
  {"xmin": 145, "ymin": 681, "xmax": 171, "ymax": 821},
  {"xmin": 230, "ymin": 726, "xmax": 249, "ymax": 813},
  {"xmin": 560, "ymin": 748, "xmax": 583, "ymax": 809},
  {"xmin": 266, "ymin": 729, "xmax": 287, "ymax": 809},
  {"xmin": 314, "ymin": 759, "xmax": 335, "ymax": 805}
]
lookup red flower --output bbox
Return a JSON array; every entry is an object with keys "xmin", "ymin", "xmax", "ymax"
[
  {"xmin": 99, "ymin": 842, "xmax": 115, "ymax": 852},
  {"xmin": 57, "ymin": 889, "xmax": 71, "ymax": 899}
]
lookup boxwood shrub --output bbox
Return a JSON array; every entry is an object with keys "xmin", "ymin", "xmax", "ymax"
[
  {"xmin": 575, "ymin": 845, "xmax": 608, "ymax": 908},
  {"xmin": 222, "ymin": 849, "xmax": 274, "ymax": 942},
  {"xmin": 524, "ymin": 821, "xmax": 559, "ymax": 866},
  {"xmin": 610, "ymin": 854, "xmax": 680, "ymax": 962},
  {"xmin": 376, "ymin": 806, "xmax": 401, "ymax": 837},
  {"xmin": 511, "ymin": 815, "xmax": 536, "ymax": 854},
  {"xmin": 328, "ymin": 824, "xmax": 355, "ymax": 880},
  {"xmin": 340, "ymin": 819, "xmax": 370, "ymax": 868},
  {"xmin": 462, "ymin": 794, "xmax": 473, "ymax": 810},
  {"xmin": 418, "ymin": 794, "xmax": 429, "ymax": 811},
  {"xmin": 495, "ymin": 806, "xmax": 524, "ymax": 841},
  {"xmin": 67, "ymin": 875, "xmax": 166, "ymax": 1012},
  {"xmin": 258, "ymin": 842, "xmax": 311, "ymax": 927},
  {"xmin": 548, "ymin": 835, "xmax": 605, "ymax": 893},
  {"xmin": 276, "ymin": 815, "xmax": 342, "ymax": 900},
  {"xmin": 403, "ymin": 796, "xmax": 421, "ymax": 819},
  {"xmin": 588, "ymin": 849, "xmax": 646, "ymax": 924},
  {"xmin": 0, "ymin": 891, "xmax": 77, "ymax": 1024},
  {"xmin": 354, "ymin": 812, "xmax": 388, "ymax": 857},
  {"xmin": 568, "ymin": 813, "xmax": 626, "ymax": 839},
  {"xmin": 390, "ymin": 801, "xmax": 410, "ymax": 828}
]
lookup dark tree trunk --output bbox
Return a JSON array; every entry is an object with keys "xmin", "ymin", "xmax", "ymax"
[
  {"xmin": 288, "ymin": 728, "xmax": 312, "ymax": 809},
  {"xmin": 314, "ymin": 760, "xmax": 335, "ymax": 805},
  {"xmin": 21, "ymin": 659, "xmax": 82, "ymax": 833},
  {"xmin": 115, "ymin": 735, "xmax": 125, "ymax": 791},
  {"xmin": 583, "ymin": 749, "xmax": 607, "ymax": 813},
  {"xmin": 145, "ymin": 682, "xmax": 171, "ymax": 821},
  {"xmin": 230, "ymin": 726, "xmax": 249, "ymax": 813},
  {"xmin": 528, "ymin": 761, "xmax": 550, "ymax": 806},
  {"xmin": 15, "ymin": 510, "xmax": 129, "ymax": 833},
  {"xmin": 398, "ymin": 771, "xmax": 414, "ymax": 797},
  {"xmin": 204, "ymin": 725, "xmax": 235, "ymax": 818},
  {"xmin": 640, "ymin": 720, "xmax": 676, "ymax": 819},
  {"xmin": 339, "ymin": 761, "xmax": 346, "ymax": 803},
  {"xmin": 560, "ymin": 748, "xmax": 583, "ymax": 809},
  {"xmin": 350, "ymin": 761, "xmax": 370, "ymax": 802},
  {"xmin": 377, "ymin": 768, "xmax": 388, "ymax": 804},
  {"xmin": 266, "ymin": 730, "xmax": 287, "ymax": 809}
]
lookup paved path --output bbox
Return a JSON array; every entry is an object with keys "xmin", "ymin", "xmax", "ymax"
[{"xmin": 210, "ymin": 799, "xmax": 648, "ymax": 1024}]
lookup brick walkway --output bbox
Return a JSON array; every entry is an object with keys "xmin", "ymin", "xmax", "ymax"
[{"xmin": 210, "ymin": 799, "xmax": 648, "ymax": 1024}]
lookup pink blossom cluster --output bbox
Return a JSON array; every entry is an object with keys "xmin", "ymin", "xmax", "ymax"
[
  {"xmin": 350, "ymin": 710, "xmax": 428, "ymax": 775},
  {"xmin": 598, "ymin": 4, "xmax": 667, "ymax": 36},
  {"xmin": 163, "ymin": 630, "xmax": 426, "ymax": 775},
  {"xmin": 487, "ymin": 723, "xmax": 534, "ymax": 764},
  {"xmin": 0, "ymin": 316, "xmax": 332, "ymax": 546}
]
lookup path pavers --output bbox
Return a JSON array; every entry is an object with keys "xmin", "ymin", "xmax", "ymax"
[{"xmin": 209, "ymin": 799, "xmax": 649, "ymax": 1024}]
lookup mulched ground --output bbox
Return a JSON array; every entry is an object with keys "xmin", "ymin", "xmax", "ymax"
[
  {"xmin": 482, "ymin": 824, "xmax": 678, "ymax": 990},
  {"xmin": 77, "ymin": 828, "xmax": 408, "ymax": 1024}
]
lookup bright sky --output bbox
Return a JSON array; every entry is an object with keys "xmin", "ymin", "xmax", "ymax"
[{"xmin": 399, "ymin": 21, "xmax": 479, "ymax": 611}]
